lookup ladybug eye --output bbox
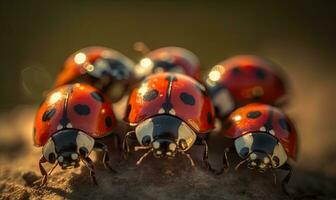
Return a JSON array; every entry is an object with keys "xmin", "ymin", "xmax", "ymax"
[
  {"xmin": 177, "ymin": 121, "xmax": 196, "ymax": 151},
  {"xmin": 76, "ymin": 131, "xmax": 95, "ymax": 156},
  {"xmin": 42, "ymin": 140, "xmax": 57, "ymax": 163}
]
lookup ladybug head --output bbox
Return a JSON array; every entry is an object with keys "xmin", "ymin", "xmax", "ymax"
[
  {"xmin": 135, "ymin": 115, "xmax": 196, "ymax": 160},
  {"xmin": 42, "ymin": 129, "xmax": 94, "ymax": 169},
  {"xmin": 234, "ymin": 132, "xmax": 288, "ymax": 172},
  {"xmin": 246, "ymin": 151, "xmax": 272, "ymax": 172}
]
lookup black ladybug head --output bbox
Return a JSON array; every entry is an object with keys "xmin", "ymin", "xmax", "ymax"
[
  {"xmin": 246, "ymin": 151, "xmax": 272, "ymax": 172},
  {"xmin": 42, "ymin": 129, "xmax": 94, "ymax": 169},
  {"xmin": 234, "ymin": 132, "xmax": 288, "ymax": 171},
  {"xmin": 135, "ymin": 115, "xmax": 197, "ymax": 160}
]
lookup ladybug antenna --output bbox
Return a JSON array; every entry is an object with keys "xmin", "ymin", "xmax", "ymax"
[
  {"xmin": 234, "ymin": 158, "xmax": 248, "ymax": 171},
  {"xmin": 136, "ymin": 149, "xmax": 153, "ymax": 165},
  {"xmin": 133, "ymin": 42, "xmax": 150, "ymax": 55}
]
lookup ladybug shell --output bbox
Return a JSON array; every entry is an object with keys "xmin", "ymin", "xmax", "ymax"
[
  {"xmin": 137, "ymin": 47, "xmax": 201, "ymax": 80},
  {"xmin": 34, "ymin": 83, "xmax": 116, "ymax": 147},
  {"xmin": 55, "ymin": 46, "xmax": 134, "ymax": 88},
  {"xmin": 125, "ymin": 73, "xmax": 215, "ymax": 133},
  {"xmin": 223, "ymin": 103, "xmax": 297, "ymax": 159},
  {"xmin": 206, "ymin": 55, "xmax": 287, "ymax": 115}
]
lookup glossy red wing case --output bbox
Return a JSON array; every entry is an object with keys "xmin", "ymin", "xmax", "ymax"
[
  {"xmin": 125, "ymin": 73, "xmax": 215, "ymax": 133},
  {"xmin": 55, "ymin": 46, "xmax": 134, "ymax": 87},
  {"xmin": 34, "ymin": 83, "xmax": 116, "ymax": 146},
  {"xmin": 206, "ymin": 55, "xmax": 287, "ymax": 107},
  {"xmin": 223, "ymin": 103, "xmax": 297, "ymax": 159},
  {"xmin": 144, "ymin": 47, "xmax": 201, "ymax": 80}
]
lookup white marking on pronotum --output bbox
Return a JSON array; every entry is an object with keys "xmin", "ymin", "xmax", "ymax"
[
  {"xmin": 259, "ymin": 126, "xmax": 266, "ymax": 132},
  {"xmin": 66, "ymin": 123, "xmax": 73, "ymax": 128},
  {"xmin": 269, "ymin": 129, "xmax": 275, "ymax": 135},
  {"xmin": 169, "ymin": 109, "xmax": 176, "ymax": 115},
  {"xmin": 158, "ymin": 108, "xmax": 165, "ymax": 114},
  {"xmin": 57, "ymin": 125, "xmax": 63, "ymax": 130}
]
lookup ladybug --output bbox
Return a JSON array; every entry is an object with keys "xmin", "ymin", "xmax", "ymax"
[
  {"xmin": 34, "ymin": 83, "xmax": 117, "ymax": 186},
  {"xmin": 218, "ymin": 103, "xmax": 297, "ymax": 193},
  {"xmin": 205, "ymin": 55, "xmax": 288, "ymax": 118},
  {"xmin": 134, "ymin": 46, "xmax": 201, "ymax": 80},
  {"xmin": 55, "ymin": 46, "xmax": 136, "ymax": 102},
  {"xmin": 123, "ymin": 72, "xmax": 215, "ymax": 167}
]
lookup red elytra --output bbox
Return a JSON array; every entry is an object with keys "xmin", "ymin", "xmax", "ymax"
[
  {"xmin": 206, "ymin": 55, "xmax": 287, "ymax": 108},
  {"xmin": 54, "ymin": 47, "xmax": 134, "ymax": 96},
  {"xmin": 223, "ymin": 103, "xmax": 297, "ymax": 159},
  {"xmin": 145, "ymin": 47, "xmax": 201, "ymax": 80},
  {"xmin": 125, "ymin": 72, "xmax": 215, "ymax": 133},
  {"xmin": 34, "ymin": 83, "xmax": 116, "ymax": 147}
]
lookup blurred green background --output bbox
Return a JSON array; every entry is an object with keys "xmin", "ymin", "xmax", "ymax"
[{"xmin": 0, "ymin": 0, "xmax": 335, "ymax": 110}]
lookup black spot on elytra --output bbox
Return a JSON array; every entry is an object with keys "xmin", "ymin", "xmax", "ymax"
[
  {"xmin": 255, "ymin": 68, "xmax": 266, "ymax": 79},
  {"xmin": 74, "ymin": 104, "xmax": 90, "ymax": 115},
  {"xmin": 105, "ymin": 116, "xmax": 113, "ymax": 128},
  {"xmin": 279, "ymin": 118, "xmax": 291, "ymax": 132},
  {"xmin": 207, "ymin": 112, "xmax": 213, "ymax": 124},
  {"xmin": 239, "ymin": 147, "xmax": 249, "ymax": 157},
  {"xmin": 42, "ymin": 108, "xmax": 56, "ymax": 121},
  {"xmin": 143, "ymin": 89, "xmax": 159, "ymax": 101},
  {"xmin": 247, "ymin": 111, "xmax": 262, "ymax": 119},
  {"xmin": 232, "ymin": 67, "xmax": 241, "ymax": 76},
  {"xmin": 180, "ymin": 92, "xmax": 195, "ymax": 105},
  {"xmin": 91, "ymin": 92, "xmax": 104, "ymax": 102}
]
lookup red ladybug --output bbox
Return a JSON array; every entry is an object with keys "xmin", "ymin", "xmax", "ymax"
[
  {"xmin": 123, "ymin": 72, "xmax": 215, "ymax": 167},
  {"xmin": 134, "ymin": 46, "xmax": 201, "ymax": 80},
  {"xmin": 55, "ymin": 46, "xmax": 136, "ymax": 102},
  {"xmin": 34, "ymin": 83, "xmax": 117, "ymax": 185},
  {"xmin": 205, "ymin": 55, "xmax": 288, "ymax": 118},
  {"xmin": 218, "ymin": 103, "xmax": 297, "ymax": 193}
]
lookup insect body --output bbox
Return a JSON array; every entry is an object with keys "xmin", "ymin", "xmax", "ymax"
[{"xmin": 34, "ymin": 83, "xmax": 117, "ymax": 185}]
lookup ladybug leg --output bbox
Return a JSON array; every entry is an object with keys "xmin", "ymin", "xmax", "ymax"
[
  {"xmin": 234, "ymin": 158, "xmax": 248, "ymax": 171},
  {"xmin": 181, "ymin": 151, "xmax": 195, "ymax": 167},
  {"xmin": 94, "ymin": 142, "xmax": 117, "ymax": 173},
  {"xmin": 201, "ymin": 139, "xmax": 211, "ymax": 170},
  {"xmin": 112, "ymin": 133, "xmax": 121, "ymax": 150},
  {"xmin": 212, "ymin": 148, "xmax": 230, "ymax": 175},
  {"xmin": 136, "ymin": 149, "xmax": 153, "ymax": 165},
  {"xmin": 82, "ymin": 157, "xmax": 98, "ymax": 185},
  {"xmin": 279, "ymin": 163, "xmax": 292, "ymax": 195},
  {"xmin": 122, "ymin": 131, "xmax": 135, "ymax": 159},
  {"xmin": 222, "ymin": 148, "xmax": 230, "ymax": 170},
  {"xmin": 37, "ymin": 156, "xmax": 48, "ymax": 187},
  {"xmin": 48, "ymin": 162, "xmax": 58, "ymax": 175}
]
